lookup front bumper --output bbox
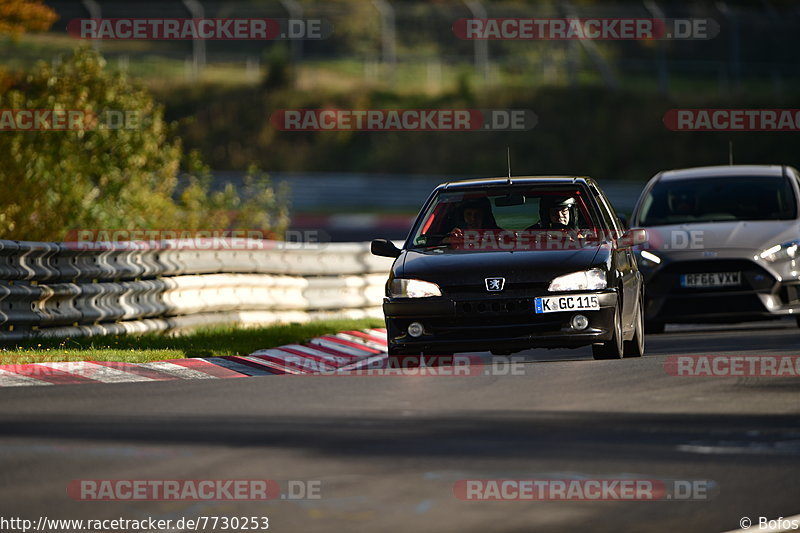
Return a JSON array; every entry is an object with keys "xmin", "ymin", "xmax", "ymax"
[
  {"xmin": 640, "ymin": 257, "xmax": 800, "ymax": 323},
  {"xmin": 383, "ymin": 289, "xmax": 618, "ymax": 354}
]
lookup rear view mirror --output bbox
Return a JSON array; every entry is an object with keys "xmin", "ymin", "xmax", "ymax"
[
  {"xmin": 494, "ymin": 194, "xmax": 525, "ymax": 207},
  {"xmin": 371, "ymin": 239, "xmax": 402, "ymax": 258}
]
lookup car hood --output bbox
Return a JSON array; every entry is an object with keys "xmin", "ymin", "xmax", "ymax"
[
  {"xmin": 642, "ymin": 221, "xmax": 800, "ymax": 253},
  {"xmin": 396, "ymin": 247, "xmax": 606, "ymax": 287}
]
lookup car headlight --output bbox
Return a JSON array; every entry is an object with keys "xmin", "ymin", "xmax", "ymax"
[
  {"xmin": 390, "ymin": 278, "xmax": 442, "ymax": 298},
  {"xmin": 548, "ymin": 268, "xmax": 607, "ymax": 292},
  {"xmin": 638, "ymin": 250, "xmax": 662, "ymax": 266},
  {"xmin": 757, "ymin": 240, "xmax": 800, "ymax": 262}
]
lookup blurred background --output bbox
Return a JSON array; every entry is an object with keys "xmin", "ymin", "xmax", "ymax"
[{"xmin": 2, "ymin": 0, "xmax": 799, "ymax": 241}]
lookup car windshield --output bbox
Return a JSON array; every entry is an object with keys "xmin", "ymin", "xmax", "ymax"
[
  {"xmin": 407, "ymin": 186, "xmax": 604, "ymax": 251},
  {"xmin": 637, "ymin": 176, "xmax": 797, "ymax": 226}
]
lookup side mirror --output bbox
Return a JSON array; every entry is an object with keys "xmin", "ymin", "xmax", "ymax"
[
  {"xmin": 616, "ymin": 228, "xmax": 648, "ymax": 249},
  {"xmin": 371, "ymin": 239, "xmax": 402, "ymax": 258}
]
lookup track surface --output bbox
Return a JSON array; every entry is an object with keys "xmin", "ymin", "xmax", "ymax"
[{"xmin": 1, "ymin": 320, "xmax": 799, "ymax": 533}]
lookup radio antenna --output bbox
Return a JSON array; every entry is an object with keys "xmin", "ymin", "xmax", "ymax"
[
  {"xmin": 506, "ymin": 147, "xmax": 512, "ymax": 182},
  {"xmin": 728, "ymin": 140, "xmax": 734, "ymax": 165}
]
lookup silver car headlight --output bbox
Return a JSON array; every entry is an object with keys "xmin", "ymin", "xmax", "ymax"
[
  {"xmin": 757, "ymin": 240, "xmax": 800, "ymax": 262},
  {"xmin": 390, "ymin": 278, "xmax": 442, "ymax": 298},
  {"xmin": 548, "ymin": 268, "xmax": 607, "ymax": 292}
]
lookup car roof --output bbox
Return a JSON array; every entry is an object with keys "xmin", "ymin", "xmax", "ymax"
[
  {"xmin": 440, "ymin": 176, "xmax": 594, "ymax": 189},
  {"xmin": 657, "ymin": 165, "xmax": 787, "ymax": 182}
]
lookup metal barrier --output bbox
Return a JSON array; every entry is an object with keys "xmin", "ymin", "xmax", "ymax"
[{"xmin": 0, "ymin": 239, "xmax": 394, "ymax": 341}]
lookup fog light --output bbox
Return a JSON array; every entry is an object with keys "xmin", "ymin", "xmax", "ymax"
[
  {"xmin": 407, "ymin": 322, "xmax": 424, "ymax": 337},
  {"xmin": 571, "ymin": 314, "xmax": 589, "ymax": 330}
]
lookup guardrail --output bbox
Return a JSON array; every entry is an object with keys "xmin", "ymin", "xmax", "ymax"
[{"xmin": 0, "ymin": 239, "xmax": 394, "ymax": 342}]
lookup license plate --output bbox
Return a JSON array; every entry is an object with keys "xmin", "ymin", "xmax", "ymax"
[
  {"xmin": 534, "ymin": 294, "xmax": 600, "ymax": 314},
  {"xmin": 680, "ymin": 272, "xmax": 741, "ymax": 288}
]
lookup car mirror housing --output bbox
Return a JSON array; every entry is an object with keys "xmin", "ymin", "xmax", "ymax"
[
  {"xmin": 617, "ymin": 228, "xmax": 649, "ymax": 249},
  {"xmin": 371, "ymin": 238, "xmax": 402, "ymax": 258}
]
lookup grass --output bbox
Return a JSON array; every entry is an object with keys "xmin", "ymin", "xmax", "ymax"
[{"xmin": 0, "ymin": 318, "xmax": 385, "ymax": 365}]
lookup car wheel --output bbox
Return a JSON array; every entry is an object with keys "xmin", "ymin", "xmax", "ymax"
[
  {"xmin": 644, "ymin": 320, "xmax": 665, "ymax": 334},
  {"xmin": 623, "ymin": 298, "xmax": 645, "ymax": 357},
  {"xmin": 593, "ymin": 301, "xmax": 624, "ymax": 360},
  {"xmin": 796, "ymin": 316, "xmax": 800, "ymax": 328}
]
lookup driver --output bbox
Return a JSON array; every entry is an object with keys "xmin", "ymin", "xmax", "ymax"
[{"xmin": 528, "ymin": 196, "xmax": 578, "ymax": 230}]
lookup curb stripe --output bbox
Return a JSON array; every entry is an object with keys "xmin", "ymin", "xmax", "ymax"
[
  {"xmin": 92, "ymin": 361, "xmax": 179, "ymax": 381},
  {"xmin": 248, "ymin": 354, "xmax": 335, "ymax": 374},
  {"xmin": 335, "ymin": 333, "xmax": 388, "ymax": 351},
  {"xmin": 319, "ymin": 335, "xmax": 382, "ymax": 354},
  {"xmin": 342, "ymin": 330, "xmax": 388, "ymax": 345},
  {"xmin": 253, "ymin": 347, "xmax": 342, "ymax": 366},
  {"xmin": 0, "ymin": 327, "xmax": 390, "ymax": 387},
  {"xmin": 38, "ymin": 362, "xmax": 154, "ymax": 384},
  {"xmin": 203, "ymin": 357, "xmax": 276, "ymax": 376},
  {"xmin": 310, "ymin": 338, "xmax": 377, "ymax": 357},
  {"xmin": 168, "ymin": 358, "xmax": 250, "ymax": 378},
  {"xmin": 337, "ymin": 353, "xmax": 389, "ymax": 372},
  {"xmin": 278, "ymin": 344, "xmax": 356, "ymax": 364},
  {"xmin": 0, "ymin": 368, "xmax": 53, "ymax": 387},
  {"xmin": 11, "ymin": 364, "xmax": 98, "ymax": 385},
  {"xmin": 275, "ymin": 345, "xmax": 352, "ymax": 366},
  {"xmin": 138, "ymin": 361, "xmax": 220, "ymax": 380}
]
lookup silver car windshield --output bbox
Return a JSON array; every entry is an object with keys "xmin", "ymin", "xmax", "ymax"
[{"xmin": 638, "ymin": 176, "xmax": 797, "ymax": 226}]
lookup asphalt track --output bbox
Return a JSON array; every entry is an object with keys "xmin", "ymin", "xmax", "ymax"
[{"xmin": 1, "ymin": 320, "xmax": 799, "ymax": 533}]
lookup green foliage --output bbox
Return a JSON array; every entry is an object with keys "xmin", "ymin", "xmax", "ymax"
[{"xmin": 0, "ymin": 47, "xmax": 289, "ymax": 241}]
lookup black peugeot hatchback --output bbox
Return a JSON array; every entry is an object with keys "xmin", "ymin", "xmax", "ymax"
[{"xmin": 371, "ymin": 176, "xmax": 646, "ymax": 360}]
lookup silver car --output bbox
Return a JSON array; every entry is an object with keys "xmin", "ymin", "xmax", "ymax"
[{"xmin": 631, "ymin": 165, "xmax": 800, "ymax": 333}]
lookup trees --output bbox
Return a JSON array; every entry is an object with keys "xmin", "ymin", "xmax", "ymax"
[
  {"xmin": 0, "ymin": 0, "xmax": 57, "ymax": 36},
  {"xmin": 0, "ymin": 47, "xmax": 288, "ymax": 241}
]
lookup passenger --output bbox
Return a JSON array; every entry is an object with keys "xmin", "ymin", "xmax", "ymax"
[{"xmin": 444, "ymin": 197, "xmax": 499, "ymax": 244}]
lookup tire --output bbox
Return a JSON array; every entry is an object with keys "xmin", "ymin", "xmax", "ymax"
[
  {"xmin": 593, "ymin": 301, "xmax": 624, "ymax": 360},
  {"xmin": 644, "ymin": 320, "xmax": 665, "ymax": 334},
  {"xmin": 796, "ymin": 316, "xmax": 800, "ymax": 328},
  {"xmin": 624, "ymin": 298, "xmax": 645, "ymax": 357}
]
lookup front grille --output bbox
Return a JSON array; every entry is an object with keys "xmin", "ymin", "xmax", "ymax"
[
  {"xmin": 456, "ymin": 298, "xmax": 532, "ymax": 316},
  {"xmin": 651, "ymin": 259, "xmax": 775, "ymax": 294},
  {"xmin": 660, "ymin": 294, "xmax": 765, "ymax": 317},
  {"xmin": 779, "ymin": 283, "xmax": 800, "ymax": 305}
]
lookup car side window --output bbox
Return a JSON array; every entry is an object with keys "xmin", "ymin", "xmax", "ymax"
[{"xmin": 593, "ymin": 191, "xmax": 620, "ymax": 234}]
